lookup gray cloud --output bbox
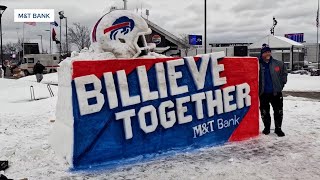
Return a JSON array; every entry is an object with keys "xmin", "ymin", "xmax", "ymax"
[
  {"xmin": 231, "ymin": 0, "xmax": 282, "ymax": 13},
  {"xmin": 0, "ymin": 0, "xmax": 318, "ymax": 52}
]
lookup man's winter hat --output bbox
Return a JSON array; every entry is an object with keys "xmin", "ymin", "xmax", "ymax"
[{"xmin": 261, "ymin": 43, "xmax": 271, "ymax": 55}]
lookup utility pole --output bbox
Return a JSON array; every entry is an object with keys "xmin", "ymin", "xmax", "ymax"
[
  {"xmin": 59, "ymin": 17, "xmax": 62, "ymax": 58},
  {"xmin": 317, "ymin": 0, "xmax": 320, "ymax": 69},
  {"xmin": 146, "ymin": 9, "xmax": 149, "ymax": 21},
  {"xmin": 59, "ymin": 11, "xmax": 65, "ymax": 59},
  {"xmin": 45, "ymin": 29, "xmax": 52, "ymax": 54},
  {"xmin": 16, "ymin": 28, "xmax": 20, "ymax": 61},
  {"xmin": 123, "ymin": 0, "xmax": 128, "ymax": 10},
  {"xmin": 0, "ymin": 5, "xmax": 7, "ymax": 67},
  {"xmin": 204, "ymin": 0, "xmax": 207, "ymax": 54},
  {"xmin": 65, "ymin": 17, "xmax": 68, "ymax": 55}
]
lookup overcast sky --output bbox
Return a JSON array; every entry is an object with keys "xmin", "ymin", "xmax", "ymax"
[{"xmin": 0, "ymin": 0, "xmax": 318, "ymax": 52}]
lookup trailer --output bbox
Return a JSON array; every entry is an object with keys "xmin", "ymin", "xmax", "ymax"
[{"xmin": 20, "ymin": 54, "xmax": 60, "ymax": 76}]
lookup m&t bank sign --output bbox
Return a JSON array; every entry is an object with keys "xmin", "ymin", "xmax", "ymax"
[{"xmin": 14, "ymin": 9, "xmax": 55, "ymax": 22}]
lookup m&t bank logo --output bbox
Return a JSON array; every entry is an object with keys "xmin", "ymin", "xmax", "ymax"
[{"xmin": 14, "ymin": 9, "xmax": 55, "ymax": 22}]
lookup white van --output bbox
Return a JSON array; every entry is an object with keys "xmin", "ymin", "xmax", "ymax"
[{"xmin": 20, "ymin": 54, "xmax": 60, "ymax": 76}]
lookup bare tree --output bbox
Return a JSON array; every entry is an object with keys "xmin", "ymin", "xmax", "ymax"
[
  {"xmin": 179, "ymin": 34, "xmax": 193, "ymax": 56},
  {"xmin": 68, "ymin": 23, "xmax": 91, "ymax": 51},
  {"xmin": 3, "ymin": 38, "xmax": 30, "ymax": 54},
  {"xmin": 3, "ymin": 42, "xmax": 16, "ymax": 54}
]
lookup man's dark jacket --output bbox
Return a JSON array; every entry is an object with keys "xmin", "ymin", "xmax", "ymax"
[
  {"xmin": 259, "ymin": 57, "xmax": 288, "ymax": 96},
  {"xmin": 33, "ymin": 63, "xmax": 45, "ymax": 74}
]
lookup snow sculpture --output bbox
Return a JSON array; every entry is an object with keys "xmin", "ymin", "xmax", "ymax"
[{"xmin": 50, "ymin": 10, "xmax": 260, "ymax": 170}]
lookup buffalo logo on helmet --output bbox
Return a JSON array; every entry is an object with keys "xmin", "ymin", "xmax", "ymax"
[{"xmin": 103, "ymin": 16, "xmax": 135, "ymax": 40}]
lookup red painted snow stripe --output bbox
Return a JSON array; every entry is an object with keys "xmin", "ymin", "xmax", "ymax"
[
  {"xmin": 72, "ymin": 57, "xmax": 181, "ymax": 79},
  {"xmin": 224, "ymin": 57, "xmax": 260, "ymax": 141},
  {"xmin": 92, "ymin": 13, "xmax": 108, "ymax": 42}
]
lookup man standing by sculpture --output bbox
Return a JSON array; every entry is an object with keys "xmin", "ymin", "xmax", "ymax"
[{"xmin": 259, "ymin": 44, "xmax": 288, "ymax": 137}]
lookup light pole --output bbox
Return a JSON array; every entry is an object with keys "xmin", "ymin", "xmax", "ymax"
[
  {"xmin": 65, "ymin": 17, "xmax": 68, "ymax": 54},
  {"xmin": 59, "ymin": 11, "xmax": 68, "ymax": 57},
  {"xmin": 123, "ymin": 0, "xmax": 128, "ymax": 10},
  {"xmin": 45, "ymin": 29, "xmax": 51, "ymax": 54},
  {"xmin": 0, "ymin": 5, "xmax": 7, "ymax": 67},
  {"xmin": 38, "ymin": 35, "xmax": 43, "ymax": 54},
  {"xmin": 146, "ymin": 9, "xmax": 149, "ymax": 20},
  {"xmin": 16, "ymin": 28, "xmax": 20, "ymax": 61},
  {"xmin": 59, "ymin": 11, "xmax": 64, "ymax": 59},
  {"xmin": 204, "ymin": 0, "xmax": 207, "ymax": 54},
  {"xmin": 317, "ymin": 0, "xmax": 320, "ymax": 70}
]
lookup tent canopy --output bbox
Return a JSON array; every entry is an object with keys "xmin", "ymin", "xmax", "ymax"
[{"xmin": 249, "ymin": 35, "xmax": 304, "ymax": 49}]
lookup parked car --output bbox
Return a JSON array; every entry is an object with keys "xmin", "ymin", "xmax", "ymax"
[
  {"xmin": 20, "ymin": 54, "xmax": 60, "ymax": 76},
  {"xmin": 291, "ymin": 70, "xmax": 309, "ymax": 75},
  {"xmin": 310, "ymin": 69, "xmax": 320, "ymax": 76}
]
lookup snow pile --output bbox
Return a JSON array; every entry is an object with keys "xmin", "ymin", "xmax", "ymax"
[
  {"xmin": 70, "ymin": 47, "xmax": 116, "ymax": 60},
  {"xmin": 48, "ymin": 57, "xmax": 74, "ymax": 166},
  {"xmin": 284, "ymin": 74, "xmax": 320, "ymax": 92},
  {"xmin": 18, "ymin": 73, "xmax": 59, "ymax": 85},
  {"xmin": 69, "ymin": 47, "xmax": 166, "ymax": 60}
]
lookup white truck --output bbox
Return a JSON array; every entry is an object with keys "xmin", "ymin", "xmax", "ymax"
[{"xmin": 20, "ymin": 54, "xmax": 60, "ymax": 76}]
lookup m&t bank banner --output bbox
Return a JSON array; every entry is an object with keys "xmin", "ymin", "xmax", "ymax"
[{"xmin": 69, "ymin": 52, "xmax": 259, "ymax": 169}]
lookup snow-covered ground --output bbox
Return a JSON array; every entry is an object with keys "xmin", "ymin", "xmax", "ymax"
[
  {"xmin": 284, "ymin": 74, "xmax": 320, "ymax": 92},
  {"xmin": 1, "ymin": 74, "xmax": 320, "ymax": 179},
  {"xmin": 18, "ymin": 73, "xmax": 58, "ymax": 85}
]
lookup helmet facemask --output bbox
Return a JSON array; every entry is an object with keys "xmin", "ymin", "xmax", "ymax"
[{"xmin": 135, "ymin": 29, "xmax": 156, "ymax": 57}]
